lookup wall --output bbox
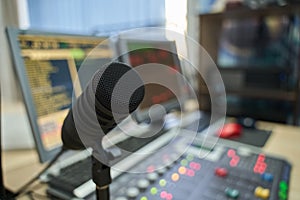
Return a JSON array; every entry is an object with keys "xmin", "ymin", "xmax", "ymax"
[{"xmin": 0, "ymin": 0, "xmax": 34, "ymax": 149}]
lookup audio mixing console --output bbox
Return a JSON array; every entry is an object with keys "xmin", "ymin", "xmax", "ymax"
[{"xmin": 108, "ymin": 135, "xmax": 291, "ymax": 200}]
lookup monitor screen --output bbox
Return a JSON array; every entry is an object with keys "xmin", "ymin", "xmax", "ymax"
[
  {"xmin": 6, "ymin": 28, "xmax": 112, "ymax": 162},
  {"xmin": 117, "ymin": 39, "xmax": 185, "ymax": 122}
]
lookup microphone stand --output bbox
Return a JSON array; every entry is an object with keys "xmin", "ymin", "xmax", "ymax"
[{"xmin": 92, "ymin": 156, "xmax": 111, "ymax": 200}]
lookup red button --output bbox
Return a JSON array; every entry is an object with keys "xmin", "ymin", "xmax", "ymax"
[{"xmin": 215, "ymin": 167, "xmax": 228, "ymax": 177}]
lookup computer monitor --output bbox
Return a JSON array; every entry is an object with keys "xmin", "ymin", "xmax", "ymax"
[
  {"xmin": 6, "ymin": 28, "xmax": 112, "ymax": 163},
  {"xmin": 117, "ymin": 38, "xmax": 186, "ymax": 123}
]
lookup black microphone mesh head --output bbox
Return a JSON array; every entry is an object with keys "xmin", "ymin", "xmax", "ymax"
[{"xmin": 92, "ymin": 62, "xmax": 145, "ymax": 113}]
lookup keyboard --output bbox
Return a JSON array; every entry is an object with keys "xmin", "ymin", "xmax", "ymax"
[{"xmin": 47, "ymin": 156, "xmax": 92, "ymax": 196}]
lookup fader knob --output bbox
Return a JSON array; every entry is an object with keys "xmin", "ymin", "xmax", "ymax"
[
  {"xmin": 237, "ymin": 147, "xmax": 252, "ymax": 157},
  {"xmin": 157, "ymin": 167, "xmax": 167, "ymax": 176},
  {"xmin": 137, "ymin": 179, "xmax": 150, "ymax": 190},
  {"xmin": 147, "ymin": 172, "xmax": 159, "ymax": 182},
  {"xmin": 115, "ymin": 197, "xmax": 128, "ymax": 200},
  {"xmin": 126, "ymin": 187, "xmax": 139, "ymax": 198}
]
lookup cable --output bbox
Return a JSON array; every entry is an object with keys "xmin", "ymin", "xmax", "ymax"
[{"xmin": 13, "ymin": 147, "xmax": 66, "ymax": 198}]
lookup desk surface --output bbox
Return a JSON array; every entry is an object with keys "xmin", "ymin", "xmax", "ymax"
[{"xmin": 3, "ymin": 121, "xmax": 300, "ymax": 200}]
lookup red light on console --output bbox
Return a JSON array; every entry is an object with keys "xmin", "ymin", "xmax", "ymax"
[
  {"xmin": 253, "ymin": 166, "xmax": 259, "ymax": 173},
  {"xmin": 189, "ymin": 162, "xmax": 201, "ymax": 171},
  {"xmin": 230, "ymin": 159, "xmax": 238, "ymax": 167},
  {"xmin": 232, "ymin": 155, "xmax": 240, "ymax": 162},
  {"xmin": 160, "ymin": 191, "xmax": 167, "ymax": 199},
  {"xmin": 253, "ymin": 155, "xmax": 268, "ymax": 174},
  {"xmin": 215, "ymin": 167, "xmax": 228, "ymax": 177},
  {"xmin": 166, "ymin": 193, "xmax": 173, "ymax": 200},
  {"xmin": 257, "ymin": 154, "xmax": 265, "ymax": 162},
  {"xmin": 258, "ymin": 167, "xmax": 265, "ymax": 174},
  {"xmin": 229, "ymin": 155, "xmax": 240, "ymax": 167},
  {"xmin": 227, "ymin": 149, "xmax": 236, "ymax": 157},
  {"xmin": 186, "ymin": 169, "xmax": 195, "ymax": 177},
  {"xmin": 160, "ymin": 191, "xmax": 173, "ymax": 200}
]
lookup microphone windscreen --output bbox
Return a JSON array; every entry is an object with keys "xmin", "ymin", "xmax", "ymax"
[
  {"xmin": 92, "ymin": 62, "xmax": 145, "ymax": 113},
  {"xmin": 62, "ymin": 62, "xmax": 145, "ymax": 150}
]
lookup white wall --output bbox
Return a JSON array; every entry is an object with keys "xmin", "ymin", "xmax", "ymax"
[
  {"xmin": 0, "ymin": 0, "xmax": 20, "ymax": 102},
  {"xmin": 1, "ymin": 0, "xmax": 34, "ymax": 149}
]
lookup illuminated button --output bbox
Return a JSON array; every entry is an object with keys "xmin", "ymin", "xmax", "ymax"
[
  {"xmin": 227, "ymin": 149, "xmax": 236, "ymax": 157},
  {"xmin": 137, "ymin": 179, "xmax": 150, "ymax": 190},
  {"xmin": 232, "ymin": 155, "xmax": 240, "ymax": 162},
  {"xmin": 215, "ymin": 167, "xmax": 228, "ymax": 177},
  {"xmin": 171, "ymin": 173, "xmax": 180, "ymax": 182},
  {"xmin": 279, "ymin": 181, "xmax": 288, "ymax": 191},
  {"xmin": 189, "ymin": 162, "xmax": 201, "ymax": 170},
  {"xmin": 180, "ymin": 159, "xmax": 188, "ymax": 166},
  {"xmin": 279, "ymin": 181, "xmax": 288, "ymax": 200},
  {"xmin": 261, "ymin": 189, "xmax": 270, "ymax": 199},
  {"xmin": 225, "ymin": 187, "xmax": 239, "ymax": 199},
  {"xmin": 261, "ymin": 173, "xmax": 274, "ymax": 182},
  {"xmin": 258, "ymin": 166, "xmax": 266, "ymax": 174},
  {"xmin": 255, "ymin": 186, "xmax": 270, "ymax": 199},
  {"xmin": 159, "ymin": 179, "xmax": 167, "ymax": 187},
  {"xmin": 257, "ymin": 154, "xmax": 266, "ymax": 162},
  {"xmin": 126, "ymin": 187, "xmax": 139, "ymax": 198},
  {"xmin": 178, "ymin": 166, "xmax": 187, "ymax": 174},
  {"xmin": 140, "ymin": 197, "xmax": 148, "ymax": 200},
  {"xmin": 186, "ymin": 154, "xmax": 194, "ymax": 161},
  {"xmin": 166, "ymin": 193, "xmax": 173, "ymax": 200},
  {"xmin": 186, "ymin": 169, "xmax": 195, "ymax": 177},
  {"xmin": 230, "ymin": 159, "xmax": 238, "ymax": 167},
  {"xmin": 150, "ymin": 187, "xmax": 158, "ymax": 195},
  {"xmin": 160, "ymin": 191, "xmax": 167, "ymax": 199},
  {"xmin": 180, "ymin": 159, "xmax": 189, "ymax": 167},
  {"xmin": 278, "ymin": 190, "xmax": 287, "ymax": 200},
  {"xmin": 147, "ymin": 172, "xmax": 159, "ymax": 182}
]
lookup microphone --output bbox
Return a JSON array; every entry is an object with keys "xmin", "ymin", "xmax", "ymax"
[
  {"xmin": 61, "ymin": 62, "xmax": 145, "ymax": 150},
  {"xmin": 61, "ymin": 62, "xmax": 145, "ymax": 199}
]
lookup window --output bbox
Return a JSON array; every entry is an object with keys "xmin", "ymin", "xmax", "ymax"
[{"xmin": 27, "ymin": 0, "xmax": 166, "ymax": 35}]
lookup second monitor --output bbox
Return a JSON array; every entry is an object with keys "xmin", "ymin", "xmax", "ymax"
[{"xmin": 117, "ymin": 38, "xmax": 187, "ymax": 123}]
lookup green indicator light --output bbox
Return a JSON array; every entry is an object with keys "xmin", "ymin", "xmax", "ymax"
[
  {"xmin": 279, "ymin": 181, "xmax": 288, "ymax": 190},
  {"xmin": 159, "ymin": 179, "xmax": 167, "ymax": 187},
  {"xmin": 278, "ymin": 191, "xmax": 287, "ymax": 200},
  {"xmin": 150, "ymin": 187, "xmax": 157, "ymax": 195},
  {"xmin": 140, "ymin": 196, "xmax": 148, "ymax": 200},
  {"xmin": 70, "ymin": 48, "xmax": 85, "ymax": 59},
  {"xmin": 186, "ymin": 154, "xmax": 194, "ymax": 161},
  {"xmin": 180, "ymin": 159, "xmax": 188, "ymax": 166}
]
